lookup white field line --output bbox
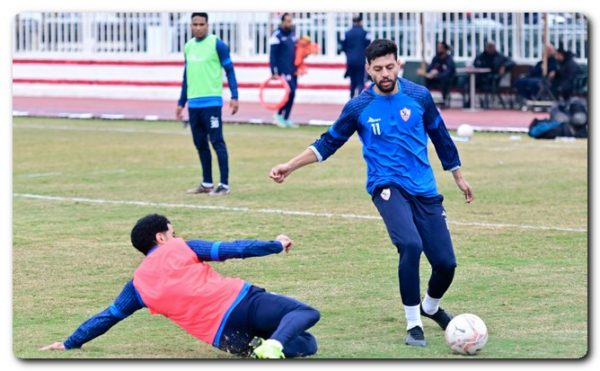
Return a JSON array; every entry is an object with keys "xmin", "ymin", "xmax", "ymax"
[
  {"xmin": 15, "ymin": 169, "xmax": 128, "ymax": 178},
  {"xmin": 13, "ymin": 193, "xmax": 587, "ymax": 233},
  {"xmin": 13, "ymin": 123, "xmax": 326, "ymax": 140},
  {"xmin": 15, "ymin": 172, "xmax": 63, "ymax": 178}
]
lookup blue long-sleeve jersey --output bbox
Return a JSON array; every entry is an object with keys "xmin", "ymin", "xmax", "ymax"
[
  {"xmin": 63, "ymin": 239, "xmax": 283, "ymax": 349},
  {"xmin": 309, "ymin": 78, "xmax": 461, "ymax": 197},
  {"xmin": 269, "ymin": 27, "xmax": 297, "ymax": 76},
  {"xmin": 177, "ymin": 37, "xmax": 239, "ymax": 108},
  {"xmin": 342, "ymin": 26, "xmax": 371, "ymax": 67}
]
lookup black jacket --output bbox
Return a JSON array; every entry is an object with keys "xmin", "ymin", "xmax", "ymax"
[
  {"xmin": 474, "ymin": 50, "xmax": 515, "ymax": 74},
  {"xmin": 427, "ymin": 53, "xmax": 456, "ymax": 80},
  {"xmin": 555, "ymin": 51, "xmax": 580, "ymax": 98}
]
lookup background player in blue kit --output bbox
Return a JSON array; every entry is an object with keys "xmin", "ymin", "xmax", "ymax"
[
  {"xmin": 270, "ymin": 39, "xmax": 474, "ymax": 347},
  {"xmin": 341, "ymin": 14, "xmax": 371, "ymax": 98},
  {"xmin": 269, "ymin": 13, "xmax": 298, "ymax": 128}
]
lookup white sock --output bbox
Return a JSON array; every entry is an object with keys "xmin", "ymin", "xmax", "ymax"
[
  {"xmin": 201, "ymin": 182, "xmax": 213, "ymax": 188},
  {"xmin": 404, "ymin": 304, "xmax": 423, "ymax": 330},
  {"xmin": 421, "ymin": 293, "xmax": 441, "ymax": 315},
  {"xmin": 265, "ymin": 339, "xmax": 283, "ymax": 350},
  {"xmin": 219, "ymin": 183, "xmax": 229, "ymax": 189}
]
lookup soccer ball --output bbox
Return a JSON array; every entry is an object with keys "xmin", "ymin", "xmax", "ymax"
[
  {"xmin": 445, "ymin": 313, "xmax": 488, "ymax": 355},
  {"xmin": 456, "ymin": 124, "xmax": 474, "ymax": 138}
]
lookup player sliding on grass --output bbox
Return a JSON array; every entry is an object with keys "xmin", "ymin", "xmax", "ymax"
[
  {"xmin": 40, "ymin": 214, "xmax": 319, "ymax": 358},
  {"xmin": 270, "ymin": 39, "xmax": 474, "ymax": 347}
]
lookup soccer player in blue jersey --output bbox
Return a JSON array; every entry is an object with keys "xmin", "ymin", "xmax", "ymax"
[
  {"xmin": 40, "ymin": 214, "xmax": 319, "ymax": 358},
  {"xmin": 270, "ymin": 39, "xmax": 474, "ymax": 347}
]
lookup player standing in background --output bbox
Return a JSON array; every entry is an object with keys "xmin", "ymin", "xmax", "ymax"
[
  {"xmin": 270, "ymin": 39, "xmax": 474, "ymax": 347},
  {"xmin": 40, "ymin": 214, "xmax": 320, "ymax": 359},
  {"xmin": 269, "ymin": 13, "xmax": 298, "ymax": 128},
  {"xmin": 341, "ymin": 14, "xmax": 371, "ymax": 98},
  {"xmin": 176, "ymin": 12, "xmax": 238, "ymax": 196}
]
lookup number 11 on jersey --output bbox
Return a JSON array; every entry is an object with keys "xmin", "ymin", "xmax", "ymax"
[{"xmin": 371, "ymin": 123, "xmax": 381, "ymax": 135}]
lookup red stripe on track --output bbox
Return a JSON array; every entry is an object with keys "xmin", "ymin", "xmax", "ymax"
[
  {"xmin": 12, "ymin": 58, "xmax": 346, "ymax": 69},
  {"xmin": 13, "ymin": 78, "xmax": 181, "ymax": 87},
  {"xmin": 13, "ymin": 78, "xmax": 350, "ymax": 90},
  {"xmin": 13, "ymin": 58, "xmax": 184, "ymax": 67}
]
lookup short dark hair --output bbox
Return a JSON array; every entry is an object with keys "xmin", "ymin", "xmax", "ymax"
[
  {"xmin": 438, "ymin": 41, "xmax": 451, "ymax": 52},
  {"xmin": 130, "ymin": 214, "xmax": 171, "ymax": 255},
  {"xmin": 281, "ymin": 12, "xmax": 291, "ymax": 23},
  {"xmin": 191, "ymin": 12, "xmax": 208, "ymax": 22},
  {"xmin": 365, "ymin": 39, "xmax": 398, "ymax": 64}
]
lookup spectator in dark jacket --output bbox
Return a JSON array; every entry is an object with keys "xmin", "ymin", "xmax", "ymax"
[
  {"xmin": 553, "ymin": 47, "xmax": 581, "ymax": 101},
  {"xmin": 472, "ymin": 41, "xmax": 515, "ymax": 106},
  {"xmin": 515, "ymin": 44, "xmax": 559, "ymax": 101},
  {"xmin": 341, "ymin": 14, "xmax": 371, "ymax": 98},
  {"xmin": 474, "ymin": 41, "xmax": 515, "ymax": 76},
  {"xmin": 421, "ymin": 41, "xmax": 456, "ymax": 107}
]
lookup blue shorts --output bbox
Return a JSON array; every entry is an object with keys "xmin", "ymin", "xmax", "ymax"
[{"xmin": 216, "ymin": 285, "xmax": 319, "ymax": 357}]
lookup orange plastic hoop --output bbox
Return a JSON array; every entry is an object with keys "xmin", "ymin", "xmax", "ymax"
[{"xmin": 259, "ymin": 76, "xmax": 291, "ymax": 111}]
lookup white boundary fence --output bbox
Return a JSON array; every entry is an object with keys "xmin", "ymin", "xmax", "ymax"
[{"xmin": 13, "ymin": 12, "xmax": 588, "ymax": 64}]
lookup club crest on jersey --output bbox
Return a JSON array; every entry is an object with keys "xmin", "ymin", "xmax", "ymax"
[
  {"xmin": 380, "ymin": 188, "xmax": 391, "ymax": 201},
  {"xmin": 400, "ymin": 107, "xmax": 411, "ymax": 122}
]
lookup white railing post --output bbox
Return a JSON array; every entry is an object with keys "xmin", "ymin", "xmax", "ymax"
[
  {"xmin": 81, "ymin": 12, "xmax": 94, "ymax": 55},
  {"xmin": 12, "ymin": 14, "xmax": 17, "ymax": 53},
  {"xmin": 325, "ymin": 12, "xmax": 337, "ymax": 57},
  {"xmin": 161, "ymin": 12, "xmax": 170, "ymax": 57},
  {"xmin": 147, "ymin": 12, "xmax": 167, "ymax": 56},
  {"xmin": 416, "ymin": 12, "xmax": 423, "ymax": 63},
  {"xmin": 512, "ymin": 12, "xmax": 520, "ymax": 61},
  {"xmin": 238, "ymin": 16, "xmax": 250, "ymax": 58}
]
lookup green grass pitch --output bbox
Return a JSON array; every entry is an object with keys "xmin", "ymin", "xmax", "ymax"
[{"xmin": 12, "ymin": 117, "xmax": 587, "ymax": 359}]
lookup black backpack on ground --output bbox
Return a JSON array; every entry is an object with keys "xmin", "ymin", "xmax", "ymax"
[
  {"xmin": 528, "ymin": 118, "xmax": 574, "ymax": 139},
  {"xmin": 529, "ymin": 97, "xmax": 588, "ymax": 139}
]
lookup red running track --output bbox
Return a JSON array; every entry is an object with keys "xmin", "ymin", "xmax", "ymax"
[{"xmin": 12, "ymin": 96, "xmax": 548, "ymax": 130}]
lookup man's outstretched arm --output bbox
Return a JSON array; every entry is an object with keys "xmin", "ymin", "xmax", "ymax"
[
  {"xmin": 40, "ymin": 280, "xmax": 143, "ymax": 351},
  {"xmin": 269, "ymin": 148, "xmax": 319, "ymax": 183},
  {"xmin": 187, "ymin": 235, "xmax": 293, "ymax": 261}
]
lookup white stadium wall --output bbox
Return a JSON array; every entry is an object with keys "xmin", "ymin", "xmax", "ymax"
[
  {"xmin": 12, "ymin": 55, "xmax": 357, "ymax": 105},
  {"xmin": 13, "ymin": 12, "xmax": 587, "ymax": 106}
]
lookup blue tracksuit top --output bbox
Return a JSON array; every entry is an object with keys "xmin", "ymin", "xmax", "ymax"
[
  {"xmin": 342, "ymin": 26, "xmax": 371, "ymax": 67},
  {"xmin": 309, "ymin": 78, "xmax": 461, "ymax": 197},
  {"xmin": 269, "ymin": 27, "xmax": 297, "ymax": 75}
]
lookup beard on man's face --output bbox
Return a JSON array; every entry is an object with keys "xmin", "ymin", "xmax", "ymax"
[{"xmin": 375, "ymin": 77, "xmax": 396, "ymax": 93}]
